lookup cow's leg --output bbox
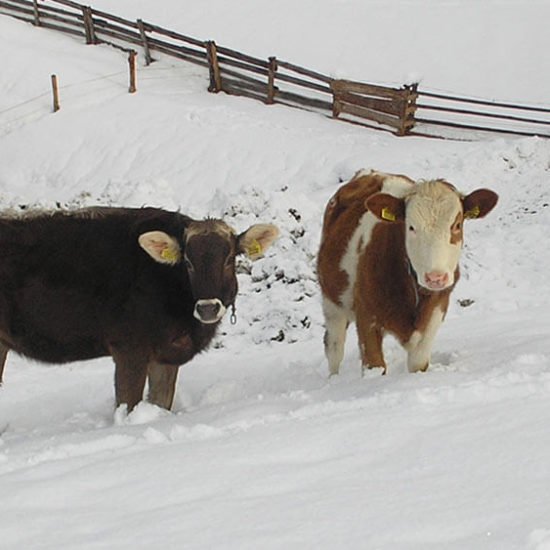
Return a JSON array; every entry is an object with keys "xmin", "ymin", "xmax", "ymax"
[
  {"xmin": 355, "ymin": 314, "xmax": 386, "ymax": 375},
  {"xmin": 0, "ymin": 343, "xmax": 8, "ymax": 385},
  {"xmin": 111, "ymin": 347, "xmax": 149, "ymax": 412},
  {"xmin": 322, "ymin": 297, "xmax": 349, "ymax": 376},
  {"xmin": 406, "ymin": 306, "xmax": 445, "ymax": 373},
  {"xmin": 147, "ymin": 362, "xmax": 179, "ymax": 410}
]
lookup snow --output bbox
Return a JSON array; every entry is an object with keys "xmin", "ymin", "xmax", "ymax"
[
  {"xmin": 87, "ymin": 0, "xmax": 550, "ymax": 103},
  {"xmin": 1, "ymin": 2, "xmax": 550, "ymax": 549}
]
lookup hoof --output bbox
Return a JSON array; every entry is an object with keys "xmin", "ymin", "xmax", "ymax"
[
  {"xmin": 361, "ymin": 364, "xmax": 386, "ymax": 377},
  {"xmin": 409, "ymin": 363, "xmax": 429, "ymax": 373}
]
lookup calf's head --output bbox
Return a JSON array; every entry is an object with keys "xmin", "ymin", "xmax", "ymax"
[
  {"xmin": 367, "ymin": 180, "xmax": 498, "ymax": 291},
  {"xmin": 139, "ymin": 220, "xmax": 279, "ymax": 323}
]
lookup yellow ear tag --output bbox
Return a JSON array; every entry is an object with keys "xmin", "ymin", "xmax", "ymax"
[
  {"xmin": 160, "ymin": 247, "xmax": 179, "ymax": 263},
  {"xmin": 381, "ymin": 207, "xmax": 396, "ymax": 222},
  {"xmin": 247, "ymin": 239, "xmax": 263, "ymax": 258},
  {"xmin": 464, "ymin": 205, "xmax": 480, "ymax": 219}
]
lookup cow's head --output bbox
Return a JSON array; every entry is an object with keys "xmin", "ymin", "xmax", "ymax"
[
  {"xmin": 138, "ymin": 220, "xmax": 279, "ymax": 324},
  {"xmin": 366, "ymin": 180, "xmax": 498, "ymax": 291}
]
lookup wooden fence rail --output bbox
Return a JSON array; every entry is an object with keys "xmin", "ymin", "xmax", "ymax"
[
  {"xmin": 414, "ymin": 89, "xmax": 550, "ymax": 138},
  {"xmin": 1, "ymin": 0, "xmax": 549, "ymax": 139}
]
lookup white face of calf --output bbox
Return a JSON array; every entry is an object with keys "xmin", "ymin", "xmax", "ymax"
[
  {"xmin": 367, "ymin": 180, "xmax": 499, "ymax": 291},
  {"xmin": 405, "ymin": 182, "xmax": 463, "ymax": 290}
]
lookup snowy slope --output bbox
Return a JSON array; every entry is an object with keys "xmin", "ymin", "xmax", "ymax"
[
  {"xmin": 88, "ymin": 0, "xmax": 550, "ymax": 103},
  {"xmin": 1, "ymin": 5, "xmax": 550, "ymax": 550}
]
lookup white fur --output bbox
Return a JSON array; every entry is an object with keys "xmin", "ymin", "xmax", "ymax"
[
  {"xmin": 376, "ymin": 172, "xmax": 415, "ymax": 199},
  {"xmin": 322, "ymin": 297, "xmax": 349, "ymax": 376},
  {"xmin": 338, "ymin": 211, "xmax": 375, "ymax": 311},
  {"xmin": 193, "ymin": 298, "xmax": 226, "ymax": 324},
  {"xmin": 405, "ymin": 182, "xmax": 462, "ymax": 289}
]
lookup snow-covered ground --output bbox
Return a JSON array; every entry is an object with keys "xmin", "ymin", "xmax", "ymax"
[
  {"xmin": 88, "ymin": 0, "xmax": 550, "ymax": 103},
  {"xmin": 1, "ymin": 3, "xmax": 550, "ymax": 549}
]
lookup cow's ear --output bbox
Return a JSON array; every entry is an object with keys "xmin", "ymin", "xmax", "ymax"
[
  {"xmin": 138, "ymin": 231, "xmax": 181, "ymax": 265},
  {"xmin": 462, "ymin": 189, "xmax": 499, "ymax": 219},
  {"xmin": 366, "ymin": 193, "xmax": 405, "ymax": 222},
  {"xmin": 238, "ymin": 224, "xmax": 280, "ymax": 260}
]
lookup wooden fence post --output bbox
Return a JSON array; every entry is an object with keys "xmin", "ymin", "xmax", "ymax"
[
  {"xmin": 330, "ymin": 80, "xmax": 342, "ymax": 118},
  {"xmin": 397, "ymin": 82, "xmax": 418, "ymax": 135},
  {"xmin": 137, "ymin": 19, "xmax": 153, "ymax": 65},
  {"xmin": 32, "ymin": 0, "xmax": 41, "ymax": 26},
  {"xmin": 128, "ymin": 50, "xmax": 137, "ymax": 93},
  {"xmin": 267, "ymin": 56, "xmax": 278, "ymax": 104},
  {"xmin": 82, "ymin": 6, "xmax": 97, "ymax": 45},
  {"xmin": 206, "ymin": 41, "xmax": 222, "ymax": 93},
  {"xmin": 51, "ymin": 74, "xmax": 60, "ymax": 112}
]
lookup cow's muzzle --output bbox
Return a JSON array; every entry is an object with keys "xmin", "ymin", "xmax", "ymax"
[
  {"xmin": 422, "ymin": 271, "xmax": 452, "ymax": 291},
  {"xmin": 193, "ymin": 299, "xmax": 226, "ymax": 324}
]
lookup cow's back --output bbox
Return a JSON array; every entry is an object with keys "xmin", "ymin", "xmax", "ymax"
[{"xmin": 0, "ymin": 207, "xmax": 187, "ymax": 295}]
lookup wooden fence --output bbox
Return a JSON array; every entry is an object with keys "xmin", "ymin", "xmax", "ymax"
[{"xmin": 1, "ymin": 0, "xmax": 549, "ymax": 139}]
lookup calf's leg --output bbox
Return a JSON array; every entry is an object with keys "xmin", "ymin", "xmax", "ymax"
[
  {"xmin": 111, "ymin": 347, "xmax": 149, "ymax": 412},
  {"xmin": 406, "ymin": 306, "xmax": 445, "ymax": 373},
  {"xmin": 147, "ymin": 362, "xmax": 179, "ymax": 410},
  {"xmin": 322, "ymin": 297, "xmax": 349, "ymax": 376},
  {"xmin": 0, "ymin": 343, "xmax": 8, "ymax": 385},
  {"xmin": 355, "ymin": 314, "xmax": 386, "ymax": 375}
]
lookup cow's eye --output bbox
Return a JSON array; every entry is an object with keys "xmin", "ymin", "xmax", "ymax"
[{"xmin": 408, "ymin": 225, "xmax": 416, "ymax": 233}]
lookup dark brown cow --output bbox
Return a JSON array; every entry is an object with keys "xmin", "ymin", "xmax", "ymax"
[
  {"xmin": 0, "ymin": 207, "xmax": 278, "ymax": 412},
  {"xmin": 317, "ymin": 170, "xmax": 498, "ymax": 376}
]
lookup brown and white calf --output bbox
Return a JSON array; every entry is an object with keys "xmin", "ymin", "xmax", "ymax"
[{"xmin": 317, "ymin": 170, "xmax": 498, "ymax": 376}]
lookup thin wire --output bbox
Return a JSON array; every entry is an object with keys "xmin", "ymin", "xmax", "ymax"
[
  {"xmin": 0, "ymin": 92, "xmax": 50, "ymax": 116},
  {"xmin": 0, "ymin": 70, "xmax": 127, "ymax": 117}
]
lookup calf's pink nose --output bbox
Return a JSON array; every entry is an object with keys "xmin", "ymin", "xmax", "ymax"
[{"xmin": 424, "ymin": 271, "xmax": 449, "ymax": 288}]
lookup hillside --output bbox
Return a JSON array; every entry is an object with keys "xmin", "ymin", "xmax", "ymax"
[{"xmin": 1, "ymin": 4, "xmax": 550, "ymax": 549}]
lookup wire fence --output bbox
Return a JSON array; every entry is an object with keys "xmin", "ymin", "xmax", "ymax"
[{"xmin": 1, "ymin": 0, "xmax": 549, "ymax": 139}]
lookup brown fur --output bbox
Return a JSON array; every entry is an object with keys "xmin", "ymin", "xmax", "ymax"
[
  {"xmin": 450, "ymin": 212, "xmax": 464, "ymax": 245},
  {"xmin": 0, "ymin": 207, "xmax": 258, "ymax": 412},
  {"xmin": 317, "ymin": 172, "xmax": 384, "ymax": 306},
  {"xmin": 354, "ymin": 220, "xmax": 457, "ymax": 350}
]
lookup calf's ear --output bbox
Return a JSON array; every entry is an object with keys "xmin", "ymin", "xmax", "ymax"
[
  {"xmin": 462, "ymin": 189, "xmax": 499, "ymax": 219},
  {"xmin": 138, "ymin": 231, "xmax": 181, "ymax": 265},
  {"xmin": 366, "ymin": 193, "xmax": 405, "ymax": 222},
  {"xmin": 238, "ymin": 224, "xmax": 280, "ymax": 260}
]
